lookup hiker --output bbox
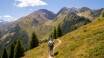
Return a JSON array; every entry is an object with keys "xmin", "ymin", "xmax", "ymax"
[{"xmin": 48, "ymin": 35, "xmax": 54, "ymax": 57}]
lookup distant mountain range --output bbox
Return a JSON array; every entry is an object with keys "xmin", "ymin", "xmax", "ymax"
[{"xmin": 0, "ymin": 7, "xmax": 104, "ymax": 39}]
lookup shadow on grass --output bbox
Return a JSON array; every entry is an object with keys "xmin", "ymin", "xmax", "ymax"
[{"xmin": 54, "ymin": 51, "xmax": 59, "ymax": 56}]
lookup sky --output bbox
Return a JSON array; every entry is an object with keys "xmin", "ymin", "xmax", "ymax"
[{"xmin": 0, "ymin": 0, "xmax": 104, "ymax": 22}]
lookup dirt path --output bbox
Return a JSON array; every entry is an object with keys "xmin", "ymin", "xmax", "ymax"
[
  {"xmin": 48, "ymin": 39, "xmax": 62, "ymax": 58},
  {"xmin": 54, "ymin": 39, "xmax": 62, "ymax": 49}
]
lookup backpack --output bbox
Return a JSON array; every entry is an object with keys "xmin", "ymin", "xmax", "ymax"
[{"xmin": 48, "ymin": 40, "xmax": 54, "ymax": 47}]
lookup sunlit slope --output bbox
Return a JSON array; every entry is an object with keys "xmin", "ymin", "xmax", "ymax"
[
  {"xmin": 56, "ymin": 17, "xmax": 104, "ymax": 58},
  {"xmin": 22, "ymin": 43, "xmax": 48, "ymax": 58},
  {"xmin": 23, "ymin": 17, "xmax": 104, "ymax": 58}
]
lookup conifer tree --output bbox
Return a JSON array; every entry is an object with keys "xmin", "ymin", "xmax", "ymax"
[
  {"xmin": 9, "ymin": 43, "xmax": 15, "ymax": 58},
  {"xmin": 30, "ymin": 33, "xmax": 39, "ymax": 49},
  {"xmin": 56, "ymin": 24, "xmax": 62, "ymax": 37},
  {"xmin": 2, "ymin": 48, "xmax": 8, "ymax": 58},
  {"xmin": 14, "ymin": 40, "xmax": 24, "ymax": 58},
  {"xmin": 52, "ymin": 27, "xmax": 57, "ymax": 39},
  {"xmin": 102, "ymin": 12, "xmax": 104, "ymax": 17}
]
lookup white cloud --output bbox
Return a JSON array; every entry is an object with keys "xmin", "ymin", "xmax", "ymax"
[
  {"xmin": 15, "ymin": 0, "xmax": 47, "ymax": 7},
  {"xmin": 0, "ymin": 15, "xmax": 17, "ymax": 22},
  {"xmin": 3, "ymin": 15, "xmax": 12, "ymax": 18}
]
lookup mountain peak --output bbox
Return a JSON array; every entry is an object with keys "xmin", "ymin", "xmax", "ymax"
[
  {"xmin": 37, "ymin": 9, "xmax": 51, "ymax": 13},
  {"xmin": 57, "ymin": 7, "xmax": 69, "ymax": 15},
  {"xmin": 57, "ymin": 7, "xmax": 78, "ymax": 16},
  {"xmin": 31, "ymin": 9, "xmax": 56, "ymax": 19},
  {"xmin": 79, "ymin": 7, "xmax": 91, "ymax": 12},
  {"xmin": 61, "ymin": 7, "xmax": 69, "ymax": 11}
]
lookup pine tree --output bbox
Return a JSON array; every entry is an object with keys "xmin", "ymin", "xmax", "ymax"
[
  {"xmin": 51, "ymin": 25, "xmax": 63, "ymax": 39},
  {"xmin": 2, "ymin": 48, "xmax": 8, "ymax": 58},
  {"xmin": 102, "ymin": 12, "xmax": 104, "ymax": 17},
  {"xmin": 14, "ymin": 40, "xmax": 24, "ymax": 58},
  {"xmin": 56, "ymin": 24, "xmax": 62, "ymax": 37},
  {"xmin": 9, "ymin": 43, "xmax": 15, "ymax": 58},
  {"xmin": 30, "ymin": 33, "xmax": 39, "ymax": 49},
  {"xmin": 52, "ymin": 27, "xmax": 57, "ymax": 39}
]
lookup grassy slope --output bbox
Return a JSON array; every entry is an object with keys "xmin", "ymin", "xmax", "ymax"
[
  {"xmin": 22, "ymin": 17, "xmax": 104, "ymax": 58},
  {"xmin": 56, "ymin": 17, "xmax": 104, "ymax": 58},
  {"xmin": 22, "ymin": 43, "xmax": 48, "ymax": 58}
]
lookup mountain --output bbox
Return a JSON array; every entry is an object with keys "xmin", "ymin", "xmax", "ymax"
[
  {"xmin": 14, "ymin": 9, "xmax": 56, "ymax": 40},
  {"xmin": 56, "ymin": 7, "xmax": 69, "ymax": 16},
  {"xmin": 53, "ymin": 7, "xmax": 91, "ymax": 34},
  {"xmin": 1, "ymin": 7, "xmax": 103, "ymax": 40},
  {"xmin": 0, "ymin": 20, "xmax": 9, "ymax": 27},
  {"xmin": 29, "ymin": 7, "xmax": 91, "ymax": 40},
  {"xmin": 18, "ymin": 9, "xmax": 55, "ymax": 26},
  {"xmin": 0, "ymin": 21, "xmax": 10, "ymax": 38},
  {"xmin": 17, "ymin": 9, "xmax": 56, "ymax": 26},
  {"xmin": 77, "ymin": 7, "xmax": 104, "ymax": 21},
  {"xmin": 93, "ymin": 8, "xmax": 104, "ymax": 17},
  {"xmin": 35, "ymin": 9, "xmax": 56, "ymax": 19},
  {"xmin": 0, "ymin": 7, "xmax": 103, "ymax": 45},
  {"xmin": 77, "ymin": 7, "xmax": 94, "ymax": 21},
  {"xmin": 78, "ymin": 7, "xmax": 92, "ymax": 12}
]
